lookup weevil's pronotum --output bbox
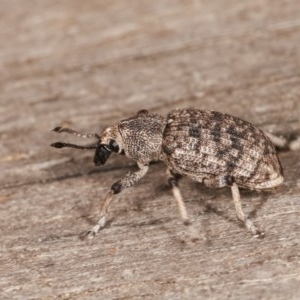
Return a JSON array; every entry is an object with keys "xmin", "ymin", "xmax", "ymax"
[{"xmin": 51, "ymin": 108, "xmax": 284, "ymax": 238}]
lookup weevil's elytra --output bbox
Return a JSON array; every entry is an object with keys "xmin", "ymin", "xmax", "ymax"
[
  {"xmin": 51, "ymin": 108, "xmax": 284, "ymax": 239},
  {"xmin": 162, "ymin": 109, "xmax": 283, "ymax": 191}
]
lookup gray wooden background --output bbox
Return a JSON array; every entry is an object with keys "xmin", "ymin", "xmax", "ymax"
[{"xmin": 0, "ymin": 1, "xmax": 299, "ymax": 299}]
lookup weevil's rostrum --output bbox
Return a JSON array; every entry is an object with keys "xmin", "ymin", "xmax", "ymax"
[{"xmin": 51, "ymin": 108, "xmax": 284, "ymax": 238}]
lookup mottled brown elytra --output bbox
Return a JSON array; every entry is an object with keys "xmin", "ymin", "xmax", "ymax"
[{"xmin": 51, "ymin": 109, "xmax": 284, "ymax": 239}]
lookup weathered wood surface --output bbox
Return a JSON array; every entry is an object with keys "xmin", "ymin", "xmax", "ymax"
[{"xmin": 1, "ymin": 1, "xmax": 300, "ymax": 299}]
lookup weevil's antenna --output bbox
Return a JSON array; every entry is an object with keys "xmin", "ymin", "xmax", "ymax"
[
  {"xmin": 50, "ymin": 142, "xmax": 98, "ymax": 149},
  {"xmin": 51, "ymin": 127, "xmax": 101, "ymax": 150},
  {"xmin": 52, "ymin": 127, "xmax": 100, "ymax": 140}
]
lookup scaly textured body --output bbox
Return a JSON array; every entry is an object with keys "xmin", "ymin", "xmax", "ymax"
[
  {"xmin": 162, "ymin": 109, "xmax": 283, "ymax": 190},
  {"xmin": 51, "ymin": 108, "xmax": 284, "ymax": 238}
]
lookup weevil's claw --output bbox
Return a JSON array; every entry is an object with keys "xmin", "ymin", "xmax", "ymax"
[
  {"xmin": 239, "ymin": 218, "xmax": 265, "ymax": 238},
  {"xmin": 79, "ymin": 230, "xmax": 95, "ymax": 240},
  {"xmin": 79, "ymin": 216, "xmax": 106, "ymax": 240},
  {"xmin": 253, "ymin": 230, "xmax": 265, "ymax": 239},
  {"xmin": 90, "ymin": 224, "xmax": 101, "ymax": 236},
  {"xmin": 244, "ymin": 219, "xmax": 265, "ymax": 238},
  {"xmin": 86, "ymin": 229, "xmax": 97, "ymax": 239},
  {"xmin": 79, "ymin": 226, "xmax": 99, "ymax": 240}
]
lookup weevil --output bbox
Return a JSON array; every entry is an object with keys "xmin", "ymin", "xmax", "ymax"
[{"xmin": 51, "ymin": 108, "xmax": 284, "ymax": 238}]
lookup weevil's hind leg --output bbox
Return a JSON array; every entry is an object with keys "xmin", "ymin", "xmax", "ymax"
[
  {"xmin": 264, "ymin": 130, "xmax": 300, "ymax": 151},
  {"xmin": 84, "ymin": 163, "xmax": 149, "ymax": 239},
  {"xmin": 203, "ymin": 175, "xmax": 264, "ymax": 238},
  {"xmin": 264, "ymin": 131, "xmax": 287, "ymax": 149},
  {"xmin": 231, "ymin": 183, "xmax": 264, "ymax": 238},
  {"xmin": 167, "ymin": 169, "xmax": 190, "ymax": 225}
]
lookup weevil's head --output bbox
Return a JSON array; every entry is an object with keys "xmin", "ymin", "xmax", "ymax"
[
  {"xmin": 89, "ymin": 110, "xmax": 166, "ymax": 166},
  {"xmin": 93, "ymin": 125, "xmax": 124, "ymax": 166},
  {"xmin": 51, "ymin": 109, "xmax": 165, "ymax": 166},
  {"xmin": 50, "ymin": 124, "xmax": 124, "ymax": 167}
]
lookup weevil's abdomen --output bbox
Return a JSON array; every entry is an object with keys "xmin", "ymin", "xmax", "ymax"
[{"xmin": 162, "ymin": 109, "xmax": 283, "ymax": 190}]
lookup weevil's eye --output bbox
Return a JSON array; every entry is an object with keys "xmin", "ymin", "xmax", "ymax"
[{"xmin": 108, "ymin": 139, "xmax": 119, "ymax": 153}]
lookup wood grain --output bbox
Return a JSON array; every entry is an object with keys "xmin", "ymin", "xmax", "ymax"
[{"xmin": 0, "ymin": 1, "xmax": 299, "ymax": 299}]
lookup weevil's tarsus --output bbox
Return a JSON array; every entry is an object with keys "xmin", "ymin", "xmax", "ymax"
[
  {"xmin": 231, "ymin": 183, "xmax": 264, "ymax": 238},
  {"xmin": 83, "ymin": 190, "xmax": 115, "ymax": 239},
  {"xmin": 86, "ymin": 215, "xmax": 107, "ymax": 239}
]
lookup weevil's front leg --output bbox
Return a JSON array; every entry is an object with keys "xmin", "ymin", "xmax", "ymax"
[
  {"xmin": 231, "ymin": 183, "xmax": 263, "ymax": 238},
  {"xmin": 167, "ymin": 169, "xmax": 190, "ymax": 225},
  {"xmin": 86, "ymin": 163, "xmax": 149, "ymax": 239}
]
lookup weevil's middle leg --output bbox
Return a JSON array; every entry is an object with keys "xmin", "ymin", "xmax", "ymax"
[
  {"xmin": 167, "ymin": 170, "xmax": 190, "ymax": 225},
  {"xmin": 231, "ymin": 183, "xmax": 263, "ymax": 237}
]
